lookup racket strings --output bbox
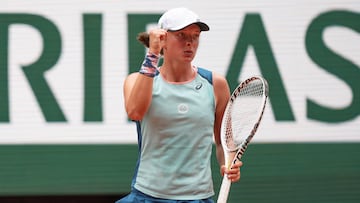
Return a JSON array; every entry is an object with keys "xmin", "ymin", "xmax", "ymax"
[
  {"xmin": 222, "ymin": 79, "xmax": 265, "ymax": 151},
  {"xmin": 224, "ymin": 109, "xmax": 236, "ymax": 151}
]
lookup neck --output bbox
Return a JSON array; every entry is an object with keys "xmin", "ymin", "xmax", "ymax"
[{"xmin": 160, "ymin": 61, "xmax": 195, "ymax": 83}]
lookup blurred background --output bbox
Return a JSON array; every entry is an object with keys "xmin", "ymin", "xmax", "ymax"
[{"xmin": 0, "ymin": 0, "xmax": 359, "ymax": 202}]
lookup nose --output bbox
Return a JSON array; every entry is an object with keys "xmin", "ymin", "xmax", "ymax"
[{"xmin": 185, "ymin": 35, "xmax": 195, "ymax": 46}]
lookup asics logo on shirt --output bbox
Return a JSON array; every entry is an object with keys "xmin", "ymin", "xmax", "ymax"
[{"xmin": 195, "ymin": 83, "xmax": 202, "ymax": 90}]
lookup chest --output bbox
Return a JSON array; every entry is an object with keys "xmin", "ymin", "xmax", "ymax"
[{"xmin": 147, "ymin": 75, "xmax": 215, "ymax": 126}]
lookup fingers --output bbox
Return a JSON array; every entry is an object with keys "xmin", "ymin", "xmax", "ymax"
[
  {"xmin": 227, "ymin": 167, "xmax": 241, "ymax": 183},
  {"xmin": 221, "ymin": 161, "xmax": 243, "ymax": 183},
  {"xmin": 220, "ymin": 165, "xmax": 227, "ymax": 177},
  {"xmin": 148, "ymin": 29, "xmax": 167, "ymax": 55}
]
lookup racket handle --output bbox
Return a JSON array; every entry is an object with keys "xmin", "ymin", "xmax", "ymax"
[{"xmin": 217, "ymin": 175, "xmax": 232, "ymax": 203}]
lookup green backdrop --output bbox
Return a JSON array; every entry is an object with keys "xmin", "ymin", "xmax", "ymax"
[{"xmin": 0, "ymin": 143, "xmax": 359, "ymax": 203}]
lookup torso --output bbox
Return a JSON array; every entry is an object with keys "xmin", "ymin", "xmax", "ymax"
[{"xmin": 133, "ymin": 67, "xmax": 216, "ymax": 200}]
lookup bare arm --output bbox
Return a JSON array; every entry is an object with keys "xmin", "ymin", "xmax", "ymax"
[
  {"xmin": 123, "ymin": 73, "xmax": 154, "ymax": 120},
  {"xmin": 213, "ymin": 73, "xmax": 243, "ymax": 182},
  {"xmin": 123, "ymin": 29, "xmax": 167, "ymax": 121},
  {"xmin": 213, "ymin": 73, "xmax": 230, "ymax": 167}
]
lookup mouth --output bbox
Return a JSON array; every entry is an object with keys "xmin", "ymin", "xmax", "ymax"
[{"xmin": 184, "ymin": 50, "xmax": 193, "ymax": 56}]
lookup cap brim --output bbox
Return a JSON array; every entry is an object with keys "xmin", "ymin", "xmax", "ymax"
[
  {"xmin": 168, "ymin": 22, "xmax": 210, "ymax": 31},
  {"xmin": 196, "ymin": 22, "xmax": 210, "ymax": 31}
]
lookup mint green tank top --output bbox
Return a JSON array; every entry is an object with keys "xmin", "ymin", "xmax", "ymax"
[{"xmin": 133, "ymin": 67, "xmax": 216, "ymax": 200}]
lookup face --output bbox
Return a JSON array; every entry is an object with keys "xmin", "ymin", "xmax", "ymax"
[{"xmin": 164, "ymin": 24, "xmax": 201, "ymax": 63}]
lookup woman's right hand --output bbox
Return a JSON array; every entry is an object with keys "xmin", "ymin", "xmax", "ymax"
[{"xmin": 148, "ymin": 29, "xmax": 167, "ymax": 55}]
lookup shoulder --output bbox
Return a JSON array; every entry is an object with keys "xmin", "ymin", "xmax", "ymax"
[
  {"xmin": 212, "ymin": 72, "xmax": 229, "ymax": 93},
  {"xmin": 212, "ymin": 72, "xmax": 230, "ymax": 108},
  {"xmin": 196, "ymin": 67, "xmax": 229, "ymax": 96},
  {"xmin": 197, "ymin": 67, "xmax": 213, "ymax": 84}
]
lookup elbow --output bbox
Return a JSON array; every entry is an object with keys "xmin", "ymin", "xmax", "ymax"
[
  {"xmin": 127, "ymin": 113, "xmax": 143, "ymax": 121},
  {"xmin": 124, "ymin": 98, "xmax": 150, "ymax": 121},
  {"xmin": 126, "ymin": 106, "xmax": 145, "ymax": 121}
]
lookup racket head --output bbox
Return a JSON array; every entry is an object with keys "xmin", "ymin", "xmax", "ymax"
[{"xmin": 220, "ymin": 76, "xmax": 269, "ymax": 166}]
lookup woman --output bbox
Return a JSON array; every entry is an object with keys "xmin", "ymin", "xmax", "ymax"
[{"xmin": 118, "ymin": 7, "xmax": 242, "ymax": 203}]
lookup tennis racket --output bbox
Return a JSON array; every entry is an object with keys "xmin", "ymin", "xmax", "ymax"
[{"xmin": 217, "ymin": 76, "xmax": 269, "ymax": 203}]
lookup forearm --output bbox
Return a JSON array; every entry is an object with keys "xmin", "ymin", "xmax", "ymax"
[
  {"xmin": 216, "ymin": 143, "xmax": 225, "ymax": 167},
  {"xmin": 125, "ymin": 74, "xmax": 154, "ymax": 120},
  {"xmin": 124, "ymin": 52, "xmax": 159, "ymax": 120}
]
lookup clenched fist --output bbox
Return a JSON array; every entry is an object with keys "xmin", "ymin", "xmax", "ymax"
[{"xmin": 148, "ymin": 29, "xmax": 167, "ymax": 55}]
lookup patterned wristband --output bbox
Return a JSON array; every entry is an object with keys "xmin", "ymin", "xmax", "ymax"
[{"xmin": 139, "ymin": 53, "xmax": 160, "ymax": 77}]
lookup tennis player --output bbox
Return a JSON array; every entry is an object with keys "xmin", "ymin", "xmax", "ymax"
[{"xmin": 117, "ymin": 7, "xmax": 242, "ymax": 203}]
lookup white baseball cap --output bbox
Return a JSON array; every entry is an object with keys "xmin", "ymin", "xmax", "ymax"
[{"xmin": 158, "ymin": 7, "xmax": 210, "ymax": 31}]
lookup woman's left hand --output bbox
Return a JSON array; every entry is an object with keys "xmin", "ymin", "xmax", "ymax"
[{"xmin": 220, "ymin": 161, "xmax": 243, "ymax": 183}]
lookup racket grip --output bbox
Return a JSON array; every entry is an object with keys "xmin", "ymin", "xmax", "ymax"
[{"xmin": 217, "ymin": 175, "xmax": 232, "ymax": 203}]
